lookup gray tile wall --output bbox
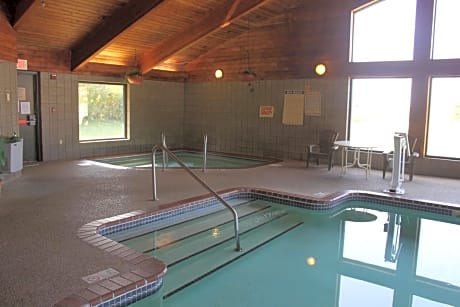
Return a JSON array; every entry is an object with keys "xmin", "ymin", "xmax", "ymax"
[
  {"xmin": 39, "ymin": 73, "xmax": 184, "ymax": 161},
  {"xmin": 1, "ymin": 63, "xmax": 459, "ymax": 178},
  {"xmin": 183, "ymin": 78, "xmax": 348, "ymax": 160},
  {"xmin": 0, "ymin": 60, "xmax": 19, "ymax": 136}
]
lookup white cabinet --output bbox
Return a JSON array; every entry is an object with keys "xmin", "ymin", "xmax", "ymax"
[{"xmin": 3, "ymin": 139, "xmax": 23, "ymax": 173}]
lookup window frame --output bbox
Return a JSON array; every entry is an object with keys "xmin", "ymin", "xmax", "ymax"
[{"xmin": 78, "ymin": 81, "xmax": 128, "ymax": 143}]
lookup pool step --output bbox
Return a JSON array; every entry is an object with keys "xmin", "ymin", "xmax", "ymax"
[
  {"xmin": 107, "ymin": 197, "xmax": 255, "ymax": 242},
  {"xmin": 152, "ymin": 207, "xmax": 288, "ymax": 265},
  {"xmin": 118, "ymin": 200, "xmax": 268, "ymax": 251},
  {"xmin": 161, "ymin": 213, "xmax": 303, "ymax": 298}
]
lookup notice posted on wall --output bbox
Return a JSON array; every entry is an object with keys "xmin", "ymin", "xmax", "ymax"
[
  {"xmin": 20, "ymin": 101, "xmax": 31, "ymax": 115},
  {"xmin": 305, "ymin": 91, "xmax": 321, "ymax": 116},
  {"xmin": 17, "ymin": 87, "xmax": 26, "ymax": 101},
  {"xmin": 282, "ymin": 91, "xmax": 304, "ymax": 125}
]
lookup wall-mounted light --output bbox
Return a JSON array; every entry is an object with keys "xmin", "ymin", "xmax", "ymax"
[
  {"xmin": 314, "ymin": 63, "xmax": 327, "ymax": 76},
  {"xmin": 214, "ymin": 69, "xmax": 223, "ymax": 79}
]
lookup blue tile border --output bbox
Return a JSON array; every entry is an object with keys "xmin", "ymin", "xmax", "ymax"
[
  {"xmin": 95, "ymin": 279, "xmax": 162, "ymax": 307},
  {"xmin": 97, "ymin": 188, "xmax": 458, "ymax": 239}
]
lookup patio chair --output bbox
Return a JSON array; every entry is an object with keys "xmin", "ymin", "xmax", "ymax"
[
  {"xmin": 306, "ymin": 129, "xmax": 339, "ymax": 171},
  {"xmin": 382, "ymin": 135, "xmax": 419, "ymax": 181}
]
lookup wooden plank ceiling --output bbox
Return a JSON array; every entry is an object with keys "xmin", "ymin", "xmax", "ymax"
[{"xmin": 3, "ymin": 0, "xmax": 368, "ymax": 81}]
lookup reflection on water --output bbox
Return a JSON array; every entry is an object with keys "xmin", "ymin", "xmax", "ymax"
[
  {"xmin": 339, "ymin": 276, "xmax": 394, "ymax": 306},
  {"xmin": 161, "ymin": 200, "xmax": 460, "ymax": 307},
  {"xmin": 412, "ymin": 295, "xmax": 455, "ymax": 307},
  {"xmin": 417, "ymin": 219, "xmax": 460, "ymax": 288},
  {"xmin": 342, "ymin": 209, "xmax": 398, "ymax": 270},
  {"xmin": 339, "ymin": 205, "xmax": 460, "ymax": 307}
]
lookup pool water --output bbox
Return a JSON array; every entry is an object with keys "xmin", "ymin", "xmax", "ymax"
[
  {"xmin": 93, "ymin": 150, "xmax": 276, "ymax": 169},
  {"xmin": 109, "ymin": 199, "xmax": 460, "ymax": 307}
]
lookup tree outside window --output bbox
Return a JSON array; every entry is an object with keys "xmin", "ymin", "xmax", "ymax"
[{"xmin": 78, "ymin": 82, "xmax": 127, "ymax": 141}]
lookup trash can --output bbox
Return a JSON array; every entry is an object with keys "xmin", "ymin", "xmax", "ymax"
[{"xmin": 2, "ymin": 137, "xmax": 23, "ymax": 173}]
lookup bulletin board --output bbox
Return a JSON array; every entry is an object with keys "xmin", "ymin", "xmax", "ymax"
[{"xmin": 282, "ymin": 91, "xmax": 304, "ymax": 125}]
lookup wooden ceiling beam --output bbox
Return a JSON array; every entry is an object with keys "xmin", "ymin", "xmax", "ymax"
[
  {"xmin": 139, "ymin": 0, "xmax": 269, "ymax": 74},
  {"xmin": 71, "ymin": 0, "xmax": 165, "ymax": 72},
  {"xmin": 221, "ymin": 0, "xmax": 241, "ymax": 28},
  {"xmin": 12, "ymin": 0, "xmax": 37, "ymax": 28}
]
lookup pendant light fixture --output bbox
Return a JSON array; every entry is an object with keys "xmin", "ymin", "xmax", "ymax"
[
  {"xmin": 239, "ymin": 18, "xmax": 257, "ymax": 82},
  {"xmin": 126, "ymin": 50, "xmax": 144, "ymax": 85}
]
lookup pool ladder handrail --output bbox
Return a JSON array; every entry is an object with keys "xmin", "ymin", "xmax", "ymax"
[
  {"xmin": 161, "ymin": 131, "xmax": 168, "ymax": 167},
  {"xmin": 151, "ymin": 144, "xmax": 242, "ymax": 252},
  {"xmin": 203, "ymin": 133, "xmax": 207, "ymax": 172}
]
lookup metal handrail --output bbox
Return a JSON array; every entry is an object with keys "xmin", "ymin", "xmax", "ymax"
[
  {"xmin": 161, "ymin": 132, "xmax": 168, "ymax": 167},
  {"xmin": 203, "ymin": 134, "xmax": 208, "ymax": 172},
  {"xmin": 151, "ymin": 144, "xmax": 241, "ymax": 251}
]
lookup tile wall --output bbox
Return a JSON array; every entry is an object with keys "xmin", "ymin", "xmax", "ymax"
[
  {"xmin": 183, "ymin": 78, "xmax": 348, "ymax": 160},
  {"xmin": 0, "ymin": 60, "xmax": 18, "ymax": 136}
]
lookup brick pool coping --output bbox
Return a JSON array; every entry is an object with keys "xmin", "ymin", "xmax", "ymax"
[{"xmin": 54, "ymin": 187, "xmax": 460, "ymax": 306}]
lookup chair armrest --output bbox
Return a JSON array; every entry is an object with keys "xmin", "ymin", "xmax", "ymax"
[
  {"xmin": 307, "ymin": 144, "xmax": 318, "ymax": 152},
  {"xmin": 383, "ymin": 150, "xmax": 394, "ymax": 155},
  {"xmin": 382, "ymin": 151, "xmax": 393, "ymax": 157}
]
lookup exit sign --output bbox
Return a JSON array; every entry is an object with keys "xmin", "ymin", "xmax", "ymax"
[{"xmin": 16, "ymin": 59, "xmax": 28, "ymax": 70}]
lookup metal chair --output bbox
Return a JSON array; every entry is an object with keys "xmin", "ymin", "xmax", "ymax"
[
  {"xmin": 306, "ymin": 130, "xmax": 339, "ymax": 171},
  {"xmin": 382, "ymin": 135, "xmax": 419, "ymax": 181}
]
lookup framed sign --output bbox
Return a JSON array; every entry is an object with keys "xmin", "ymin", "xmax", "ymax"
[{"xmin": 259, "ymin": 105, "xmax": 274, "ymax": 118}]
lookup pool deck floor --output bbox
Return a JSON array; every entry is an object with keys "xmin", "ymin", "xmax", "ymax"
[{"xmin": 0, "ymin": 158, "xmax": 459, "ymax": 306}]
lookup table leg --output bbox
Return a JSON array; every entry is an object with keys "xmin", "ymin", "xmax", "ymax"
[
  {"xmin": 365, "ymin": 148, "xmax": 370, "ymax": 179},
  {"xmin": 353, "ymin": 148, "xmax": 360, "ymax": 166}
]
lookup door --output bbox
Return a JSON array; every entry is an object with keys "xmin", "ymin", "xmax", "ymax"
[{"xmin": 17, "ymin": 72, "xmax": 42, "ymax": 162}]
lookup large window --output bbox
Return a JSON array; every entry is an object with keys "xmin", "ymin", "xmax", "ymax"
[
  {"xmin": 349, "ymin": 78, "xmax": 412, "ymax": 150},
  {"xmin": 349, "ymin": 0, "xmax": 415, "ymax": 152},
  {"xmin": 432, "ymin": 0, "xmax": 460, "ymax": 59},
  {"xmin": 426, "ymin": 77, "xmax": 460, "ymax": 159},
  {"xmin": 78, "ymin": 82, "xmax": 127, "ymax": 142},
  {"xmin": 350, "ymin": 0, "xmax": 417, "ymax": 62}
]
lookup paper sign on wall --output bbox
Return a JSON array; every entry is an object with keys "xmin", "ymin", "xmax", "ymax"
[
  {"xmin": 305, "ymin": 92, "xmax": 322, "ymax": 116},
  {"xmin": 20, "ymin": 101, "xmax": 31, "ymax": 115},
  {"xmin": 282, "ymin": 91, "xmax": 304, "ymax": 125},
  {"xmin": 17, "ymin": 87, "xmax": 26, "ymax": 101}
]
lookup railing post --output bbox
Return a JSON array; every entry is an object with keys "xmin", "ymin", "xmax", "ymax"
[
  {"xmin": 151, "ymin": 148, "xmax": 158, "ymax": 200},
  {"xmin": 203, "ymin": 133, "xmax": 208, "ymax": 172},
  {"xmin": 161, "ymin": 132, "xmax": 168, "ymax": 168}
]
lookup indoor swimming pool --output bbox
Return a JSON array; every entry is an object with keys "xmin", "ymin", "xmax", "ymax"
[
  {"xmin": 92, "ymin": 150, "xmax": 278, "ymax": 169},
  {"xmin": 85, "ymin": 189, "xmax": 460, "ymax": 307}
]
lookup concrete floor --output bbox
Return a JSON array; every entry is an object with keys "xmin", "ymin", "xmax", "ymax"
[{"xmin": 0, "ymin": 158, "xmax": 459, "ymax": 306}]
